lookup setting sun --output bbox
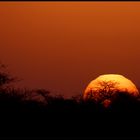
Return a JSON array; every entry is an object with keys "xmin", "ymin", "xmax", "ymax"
[
  {"xmin": 84, "ymin": 74, "xmax": 139, "ymax": 107},
  {"xmin": 0, "ymin": 2, "xmax": 140, "ymax": 139}
]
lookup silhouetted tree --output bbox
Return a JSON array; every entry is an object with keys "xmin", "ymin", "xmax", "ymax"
[
  {"xmin": 0, "ymin": 64, "xmax": 15, "ymax": 88},
  {"xmin": 86, "ymin": 81, "xmax": 119, "ymax": 103}
]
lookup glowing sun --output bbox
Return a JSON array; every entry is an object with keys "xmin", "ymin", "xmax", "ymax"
[{"xmin": 83, "ymin": 74, "xmax": 139, "ymax": 107}]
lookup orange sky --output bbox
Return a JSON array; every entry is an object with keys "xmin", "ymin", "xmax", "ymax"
[{"xmin": 0, "ymin": 2, "xmax": 140, "ymax": 97}]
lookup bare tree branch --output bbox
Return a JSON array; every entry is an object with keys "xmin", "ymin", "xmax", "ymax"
[{"xmin": 86, "ymin": 80, "xmax": 119, "ymax": 103}]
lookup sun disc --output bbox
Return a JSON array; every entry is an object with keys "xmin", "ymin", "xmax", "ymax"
[{"xmin": 83, "ymin": 74, "xmax": 139, "ymax": 106}]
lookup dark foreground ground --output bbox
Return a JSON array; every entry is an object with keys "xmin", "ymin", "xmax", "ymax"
[
  {"xmin": 0, "ymin": 92, "xmax": 140, "ymax": 140},
  {"xmin": 1, "ymin": 111, "xmax": 140, "ymax": 139}
]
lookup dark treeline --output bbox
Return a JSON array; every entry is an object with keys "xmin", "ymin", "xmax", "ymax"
[{"xmin": 0, "ymin": 64, "xmax": 140, "ymax": 139}]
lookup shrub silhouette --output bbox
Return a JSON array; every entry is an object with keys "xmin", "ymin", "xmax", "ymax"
[
  {"xmin": 0, "ymin": 63, "xmax": 139, "ymax": 114},
  {"xmin": 0, "ymin": 64, "xmax": 140, "ymax": 138}
]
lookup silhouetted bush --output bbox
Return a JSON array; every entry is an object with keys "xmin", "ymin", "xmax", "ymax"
[{"xmin": 0, "ymin": 64, "xmax": 140, "ymax": 138}]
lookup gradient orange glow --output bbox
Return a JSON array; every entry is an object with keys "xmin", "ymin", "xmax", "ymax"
[{"xmin": 0, "ymin": 2, "xmax": 140, "ymax": 97}]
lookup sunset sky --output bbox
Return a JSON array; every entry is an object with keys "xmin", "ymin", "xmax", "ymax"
[{"xmin": 0, "ymin": 2, "xmax": 140, "ymax": 97}]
